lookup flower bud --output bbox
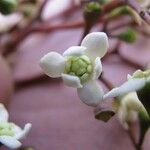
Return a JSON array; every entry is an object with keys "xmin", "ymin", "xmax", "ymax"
[
  {"xmin": 83, "ymin": 2, "xmax": 101, "ymax": 28},
  {"xmin": 131, "ymin": 70, "xmax": 150, "ymax": 115},
  {"xmin": 108, "ymin": 6, "xmax": 130, "ymax": 19},
  {"xmin": 118, "ymin": 92, "xmax": 149, "ymax": 130},
  {"xmin": 117, "ymin": 28, "xmax": 137, "ymax": 43},
  {"xmin": 108, "ymin": 6, "xmax": 142, "ymax": 24},
  {"xmin": 0, "ymin": 0, "xmax": 17, "ymax": 15}
]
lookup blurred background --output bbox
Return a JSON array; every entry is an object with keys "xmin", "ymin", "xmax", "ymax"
[{"xmin": 0, "ymin": 0, "xmax": 150, "ymax": 149}]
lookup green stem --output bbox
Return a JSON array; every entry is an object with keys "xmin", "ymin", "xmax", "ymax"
[
  {"xmin": 79, "ymin": 23, "xmax": 92, "ymax": 45},
  {"xmin": 137, "ymin": 108, "xmax": 150, "ymax": 150}
]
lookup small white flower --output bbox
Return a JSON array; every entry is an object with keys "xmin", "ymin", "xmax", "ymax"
[
  {"xmin": 42, "ymin": 0, "xmax": 73, "ymax": 20},
  {"xmin": 0, "ymin": 104, "xmax": 32, "ymax": 149},
  {"xmin": 0, "ymin": 13, "xmax": 22, "ymax": 33},
  {"xmin": 136, "ymin": 0, "xmax": 150, "ymax": 8},
  {"xmin": 104, "ymin": 70, "xmax": 150, "ymax": 99},
  {"xmin": 40, "ymin": 32, "xmax": 109, "ymax": 107},
  {"xmin": 103, "ymin": 70, "xmax": 150, "ymax": 129},
  {"xmin": 118, "ymin": 92, "xmax": 147, "ymax": 129}
]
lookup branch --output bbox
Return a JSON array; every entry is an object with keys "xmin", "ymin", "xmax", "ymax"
[{"xmin": 122, "ymin": 0, "xmax": 150, "ymax": 25}]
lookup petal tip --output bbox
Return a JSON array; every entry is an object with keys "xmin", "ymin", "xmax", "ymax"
[
  {"xmin": 63, "ymin": 46, "xmax": 86, "ymax": 57},
  {"xmin": 81, "ymin": 32, "xmax": 109, "ymax": 59},
  {"xmin": 40, "ymin": 52, "xmax": 65, "ymax": 78}
]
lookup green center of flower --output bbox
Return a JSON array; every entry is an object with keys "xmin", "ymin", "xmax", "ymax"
[
  {"xmin": 0, "ymin": 122, "xmax": 15, "ymax": 136},
  {"xmin": 65, "ymin": 55, "xmax": 93, "ymax": 82},
  {"xmin": 132, "ymin": 70, "xmax": 150, "ymax": 79}
]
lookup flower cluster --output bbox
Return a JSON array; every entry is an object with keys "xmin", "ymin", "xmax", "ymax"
[
  {"xmin": 40, "ymin": 32, "xmax": 150, "ymax": 131},
  {"xmin": 0, "ymin": 104, "xmax": 31, "ymax": 149}
]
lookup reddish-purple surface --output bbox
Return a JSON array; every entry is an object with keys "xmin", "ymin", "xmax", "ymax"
[{"xmin": 0, "ymin": 55, "xmax": 13, "ymax": 104}]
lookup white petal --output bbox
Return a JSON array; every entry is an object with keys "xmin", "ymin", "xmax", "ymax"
[
  {"xmin": 0, "ymin": 136, "xmax": 21, "ymax": 149},
  {"xmin": 42, "ymin": 0, "xmax": 71, "ymax": 20},
  {"xmin": 40, "ymin": 52, "xmax": 66, "ymax": 78},
  {"xmin": 13, "ymin": 123, "xmax": 32, "ymax": 140},
  {"xmin": 103, "ymin": 78, "xmax": 146, "ymax": 99},
  {"xmin": 63, "ymin": 46, "xmax": 86, "ymax": 57},
  {"xmin": 0, "ymin": 104, "xmax": 8, "ymax": 122},
  {"xmin": 61, "ymin": 74, "xmax": 82, "ymax": 88},
  {"xmin": 121, "ymin": 92, "xmax": 143, "ymax": 111},
  {"xmin": 118, "ymin": 106, "xmax": 129, "ymax": 130},
  {"xmin": 0, "ymin": 13, "xmax": 22, "ymax": 32},
  {"xmin": 118, "ymin": 92, "xmax": 141, "ymax": 130},
  {"xmin": 77, "ymin": 80, "xmax": 104, "ymax": 107},
  {"xmin": 92, "ymin": 57, "xmax": 102, "ymax": 80},
  {"xmin": 81, "ymin": 32, "xmax": 108, "ymax": 60}
]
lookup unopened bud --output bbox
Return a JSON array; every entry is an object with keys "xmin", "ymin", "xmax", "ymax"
[
  {"xmin": 117, "ymin": 28, "xmax": 137, "ymax": 43},
  {"xmin": 108, "ymin": 6, "xmax": 142, "ymax": 25},
  {"xmin": 0, "ymin": 0, "xmax": 17, "ymax": 15},
  {"xmin": 83, "ymin": 2, "xmax": 101, "ymax": 28}
]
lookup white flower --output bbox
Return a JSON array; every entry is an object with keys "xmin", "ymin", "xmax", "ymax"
[
  {"xmin": 103, "ymin": 70, "xmax": 150, "ymax": 129},
  {"xmin": 136, "ymin": 0, "xmax": 150, "ymax": 8},
  {"xmin": 118, "ymin": 92, "xmax": 147, "ymax": 129},
  {"xmin": 0, "ymin": 104, "xmax": 32, "ymax": 149},
  {"xmin": 42, "ymin": 0, "xmax": 73, "ymax": 20},
  {"xmin": 0, "ymin": 13, "xmax": 22, "ymax": 33},
  {"xmin": 103, "ymin": 70, "xmax": 150, "ymax": 99},
  {"xmin": 40, "ymin": 32, "xmax": 109, "ymax": 107}
]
